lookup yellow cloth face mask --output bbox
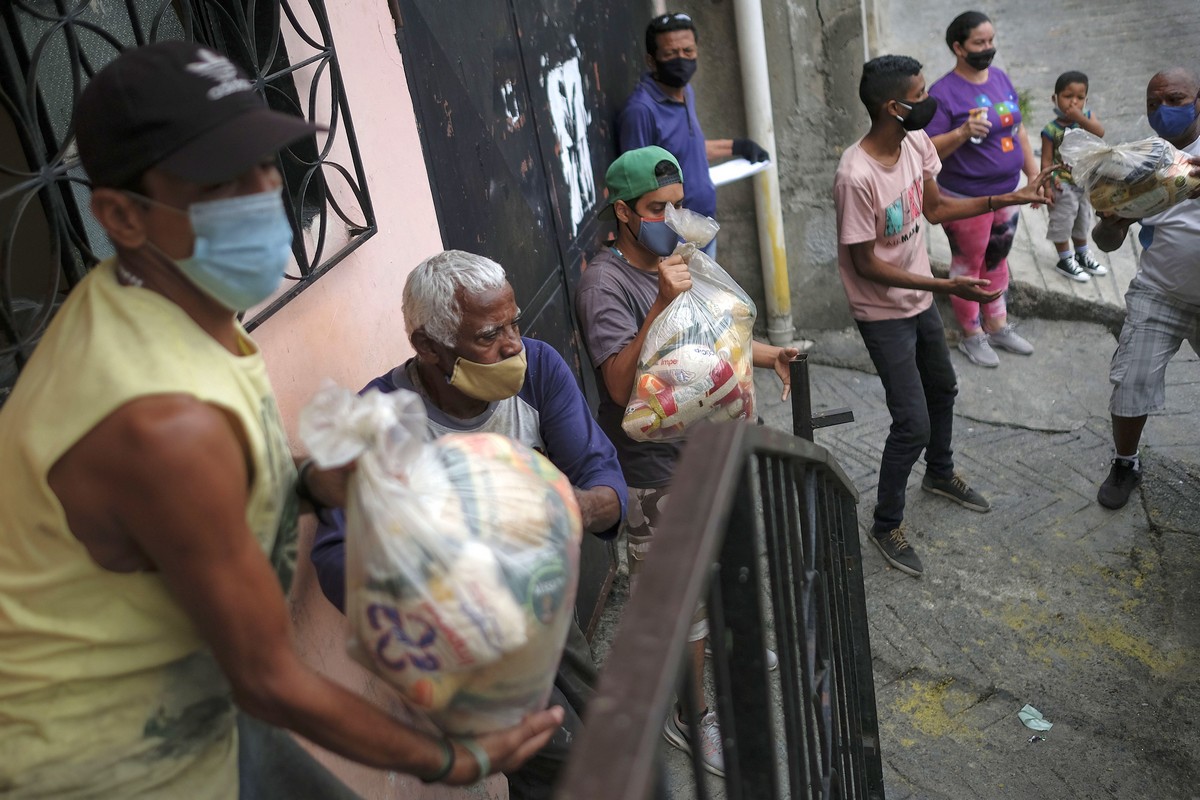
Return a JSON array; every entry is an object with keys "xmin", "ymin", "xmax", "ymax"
[{"xmin": 447, "ymin": 349, "xmax": 527, "ymax": 401}]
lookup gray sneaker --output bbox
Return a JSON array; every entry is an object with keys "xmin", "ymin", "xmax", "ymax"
[
  {"xmin": 870, "ymin": 527, "xmax": 924, "ymax": 577},
  {"xmin": 958, "ymin": 333, "xmax": 999, "ymax": 367},
  {"xmin": 922, "ymin": 472, "xmax": 991, "ymax": 512},
  {"xmin": 663, "ymin": 708, "xmax": 725, "ymax": 777},
  {"xmin": 987, "ymin": 325, "xmax": 1034, "ymax": 355}
]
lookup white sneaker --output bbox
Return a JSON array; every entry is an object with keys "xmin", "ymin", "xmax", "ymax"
[
  {"xmin": 704, "ymin": 643, "xmax": 779, "ymax": 671},
  {"xmin": 663, "ymin": 708, "xmax": 725, "ymax": 777}
]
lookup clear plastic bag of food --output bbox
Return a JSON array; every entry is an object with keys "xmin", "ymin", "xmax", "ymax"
[
  {"xmin": 1059, "ymin": 128, "xmax": 1200, "ymax": 218},
  {"xmin": 299, "ymin": 385, "xmax": 582, "ymax": 735},
  {"xmin": 621, "ymin": 204, "xmax": 757, "ymax": 442}
]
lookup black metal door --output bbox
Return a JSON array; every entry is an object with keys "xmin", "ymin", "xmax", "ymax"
[{"xmin": 393, "ymin": 0, "xmax": 641, "ymax": 634}]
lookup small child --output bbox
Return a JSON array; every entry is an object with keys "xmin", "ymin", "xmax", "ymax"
[{"xmin": 1041, "ymin": 70, "xmax": 1108, "ymax": 282}]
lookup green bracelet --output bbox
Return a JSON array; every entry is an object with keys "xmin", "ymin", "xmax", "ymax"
[
  {"xmin": 420, "ymin": 737, "xmax": 455, "ymax": 784},
  {"xmin": 455, "ymin": 737, "xmax": 491, "ymax": 783}
]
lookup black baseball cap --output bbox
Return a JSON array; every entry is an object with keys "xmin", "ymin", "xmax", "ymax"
[{"xmin": 75, "ymin": 41, "xmax": 319, "ymax": 188}]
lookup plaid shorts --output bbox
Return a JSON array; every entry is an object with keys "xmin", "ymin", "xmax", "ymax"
[
  {"xmin": 1109, "ymin": 278, "xmax": 1200, "ymax": 417},
  {"xmin": 623, "ymin": 485, "xmax": 709, "ymax": 642}
]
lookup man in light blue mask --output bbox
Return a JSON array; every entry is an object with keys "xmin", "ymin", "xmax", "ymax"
[
  {"xmin": 0, "ymin": 41, "xmax": 561, "ymax": 800},
  {"xmin": 1092, "ymin": 67, "xmax": 1200, "ymax": 511}
]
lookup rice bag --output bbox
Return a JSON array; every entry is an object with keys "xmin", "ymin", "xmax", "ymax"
[
  {"xmin": 1059, "ymin": 128, "xmax": 1200, "ymax": 218},
  {"xmin": 300, "ymin": 385, "xmax": 582, "ymax": 735},
  {"xmin": 622, "ymin": 204, "xmax": 757, "ymax": 442}
]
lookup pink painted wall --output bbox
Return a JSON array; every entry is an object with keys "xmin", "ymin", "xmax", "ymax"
[{"xmin": 250, "ymin": 3, "xmax": 507, "ymax": 798}]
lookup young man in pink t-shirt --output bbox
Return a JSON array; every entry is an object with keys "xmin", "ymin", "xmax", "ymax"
[{"xmin": 833, "ymin": 55, "xmax": 1050, "ymax": 576}]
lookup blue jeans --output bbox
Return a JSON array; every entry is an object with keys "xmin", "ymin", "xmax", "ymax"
[{"xmin": 856, "ymin": 305, "xmax": 958, "ymax": 533}]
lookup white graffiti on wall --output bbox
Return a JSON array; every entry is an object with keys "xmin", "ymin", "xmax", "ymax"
[
  {"xmin": 500, "ymin": 80, "xmax": 522, "ymax": 131},
  {"xmin": 543, "ymin": 40, "xmax": 595, "ymax": 236}
]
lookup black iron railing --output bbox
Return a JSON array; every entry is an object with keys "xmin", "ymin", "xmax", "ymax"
[
  {"xmin": 558, "ymin": 360, "xmax": 884, "ymax": 799},
  {"xmin": 0, "ymin": 0, "xmax": 375, "ymax": 402}
]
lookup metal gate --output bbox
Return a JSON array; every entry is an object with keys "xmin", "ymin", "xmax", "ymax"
[
  {"xmin": 0, "ymin": 0, "xmax": 375, "ymax": 403},
  {"xmin": 392, "ymin": 0, "xmax": 642, "ymax": 632}
]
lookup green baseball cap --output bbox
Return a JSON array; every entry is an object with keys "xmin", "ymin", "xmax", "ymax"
[{"xmin": 600, "ymin": 145, "xmax": 684, "ymax": 219}]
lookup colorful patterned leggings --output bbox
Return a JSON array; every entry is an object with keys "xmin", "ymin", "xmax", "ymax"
[{"xmin": 941, "ymin": 198, "xmax": 1020, "ymax": 332}]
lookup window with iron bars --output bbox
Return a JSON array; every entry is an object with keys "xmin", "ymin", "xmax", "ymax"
[{"xmin": 0, "ymin": 0, "xmax": 376, "ymax": 404}]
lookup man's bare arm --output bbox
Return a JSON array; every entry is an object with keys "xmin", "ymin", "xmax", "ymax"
[
  {"xmin": 1092, "ymin": 214, "xmax": 1135, "ymax": 252},
  {"xmin": 846, "ymin": 241, "xmax": 1000, "ymax": 304},
  {"xmin": 48, "ymin": 395, "xmax": 559, "ymax": 784},
  {"xmin": 573, "ymin": 486, "xmax": 621, "ymax": 533}
]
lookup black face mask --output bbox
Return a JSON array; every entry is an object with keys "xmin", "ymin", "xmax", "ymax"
[
  {"xmin": 963, "ymin": 47, "xmax": 996, "ymax": 71},
  {"xmin": 655, "ymin": 57, "xmax": 698, "ymax": 88},
  {"xmin": 894, "ymin": 97, "xmax": 939, "ymax": 131}
]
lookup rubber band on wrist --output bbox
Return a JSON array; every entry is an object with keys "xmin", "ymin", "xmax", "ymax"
[
  {"xmin": 455, "ymin": 737, "xmax": 491, "ymax": 784},
  {"xmin": 987, "ymin": 195, "xmax": 994, "ymax": 211},
  {"xmin": 420, "ymin": 737, "xmax": 455, "ymax": 784}
]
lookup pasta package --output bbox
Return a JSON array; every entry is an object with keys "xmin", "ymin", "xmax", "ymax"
[
  {"xmin": 1059, "ymin": 128, "xmax": 1200, "ymax": 218},
  {"xmin": 622, "ymin": 204, "xmax": 757, "ymax": 442},
  {"xmin": 300, "ymin": 386, "xmax": 582, "ymax": 735}
]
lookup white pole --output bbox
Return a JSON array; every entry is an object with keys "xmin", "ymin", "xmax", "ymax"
[{"xmin": 731, "ymin": 0, "xmax": 794, "ymax": 346}]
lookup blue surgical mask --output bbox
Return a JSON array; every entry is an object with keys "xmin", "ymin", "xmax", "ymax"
[
  {"xmin": 1149, "ymin": 101, "xmax": 1198, "ymax": 140},
  {"xmin": 136, "ymin": 187, "xmax": 294, "ymax": 311},
  {"xmin": 633, "ymin": 214, "xmax": 680, "ymax": 257},
  {"xmin": 177, "ymin": 189, "xmax": 294, "ymax": 310}
]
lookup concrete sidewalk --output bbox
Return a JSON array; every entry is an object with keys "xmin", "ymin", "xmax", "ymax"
[
  {"xmin": 593, "ymin": 320, "xmax": 1200, "ymax": 799},
  {"xmin": 760, "ymin": 315, "xmax": 1200, "ymax": 799}
]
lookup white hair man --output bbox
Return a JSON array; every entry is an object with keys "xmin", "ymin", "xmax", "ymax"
[{"xmin": 312, "ymin": 249, "xmax": 626, "ymax": 799}]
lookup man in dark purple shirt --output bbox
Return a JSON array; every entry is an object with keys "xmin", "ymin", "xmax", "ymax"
[
  {"xmin": 310, "ymin": 250, "xmax": 626, "ymax": 800},
  {"xmin": 617, "ymin": 12, "xmax": 768, "ymax": 244}
]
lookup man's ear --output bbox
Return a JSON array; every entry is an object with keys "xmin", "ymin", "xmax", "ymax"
[
  {"xmin": 644, "ymin": 52, "xmax": 657, "ymax": 73},
  {"xmin": 614, "ymin": 199, "xmax": 633, "ymax": 225},
  {"xmin": 90, "ymin": 189, "xmax": 149, "ymax": 249},
  {"xmin": 410, "ymin": 329, "xmax": 443, "ymax": 363}
]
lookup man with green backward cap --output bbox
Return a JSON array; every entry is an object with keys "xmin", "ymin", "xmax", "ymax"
[{"xmin": 575, "ymin": 145, "xmax": 798, "ymax": 777}]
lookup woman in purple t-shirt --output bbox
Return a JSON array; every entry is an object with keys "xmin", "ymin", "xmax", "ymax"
[{"xmin": 926, "ymin": 10, "xmax": 1039, "ymax": 368}]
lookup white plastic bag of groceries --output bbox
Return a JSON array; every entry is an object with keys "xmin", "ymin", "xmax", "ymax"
[
  {"xmin": 299, "ymin": 385, "xmax": 582, "ymax": 735},
  {"xmin": 621, "ymin": 204, "xmax": 757, "ymax": 442},
  {"xmin": 1059, "ymin": 128, "xmax": 1200, "ymax": 218}
]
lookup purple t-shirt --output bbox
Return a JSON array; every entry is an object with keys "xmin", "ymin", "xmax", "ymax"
[
  {"xmin": 926, "ymin": 68, "xmax": 1025, "ymax": 196},
  {"xmin": 618, "ymin": 73, "xmax": 717, "ymax": 219}
]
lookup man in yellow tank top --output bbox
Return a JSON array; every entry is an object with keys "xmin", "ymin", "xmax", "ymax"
[{"xmin": 0, "ymin": 41, "xmax": 559, "ymax": 798}]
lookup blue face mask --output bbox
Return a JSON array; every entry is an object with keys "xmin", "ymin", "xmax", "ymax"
[
  {"xmin": 136, "ymin": 188, "xmax": 294, "ymax": 311},
  {"xmin": 1149, "ymin": 101, "xmax": 1198, "ymax": 140},
  {"xmin": 633, "ymin": 214, "xmax": 680, "ymax": 257}
]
